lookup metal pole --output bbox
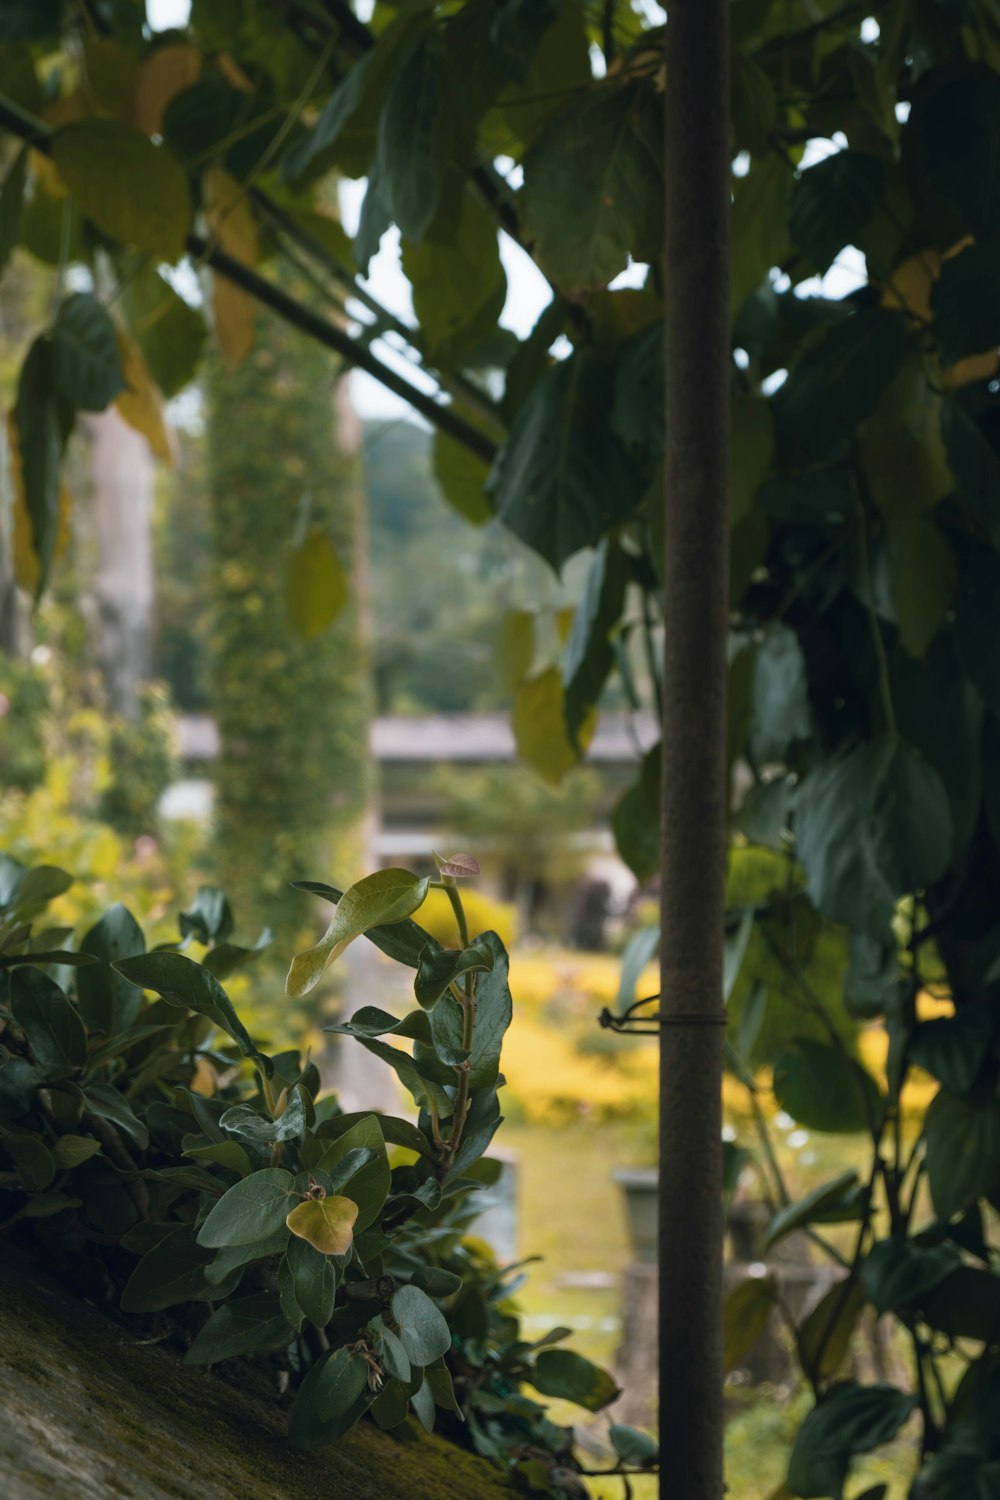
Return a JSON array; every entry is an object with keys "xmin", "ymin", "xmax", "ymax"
[{"xmin": 659, "ymin": 2, "xmax": 731, "ymax": 1495}]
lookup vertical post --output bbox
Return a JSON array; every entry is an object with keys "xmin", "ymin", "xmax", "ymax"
[{"xmin": 659, "ymin": 3, "xmax": 731, "ymax": 1496}]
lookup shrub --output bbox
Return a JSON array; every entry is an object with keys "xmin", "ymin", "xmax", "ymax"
[{"xmin": 0, "ymin": 852, "xmax": 655, "ymax": 1494}]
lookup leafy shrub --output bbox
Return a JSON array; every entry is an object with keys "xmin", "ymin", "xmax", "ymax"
[{"xmin": 0, "ymin": 851, "xmax": 654, "ymax": 1494}]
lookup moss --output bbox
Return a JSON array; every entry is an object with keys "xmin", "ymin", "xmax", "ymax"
[
  {"xmin": 204, "ymin": 271, "xmax": 375, "ymax": 960},
  {"xmin": 0, "ymin": 1251, "xmax": 517, "ymax": 1500}
]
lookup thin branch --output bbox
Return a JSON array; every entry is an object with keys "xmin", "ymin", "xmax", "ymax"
[
  {"xmin": 249, "ymin": 186, "xmax": 505, "ymax": 434},
  {"xmin": 0, "ymin": 92, "xmax": 499, "ymax": 465}
]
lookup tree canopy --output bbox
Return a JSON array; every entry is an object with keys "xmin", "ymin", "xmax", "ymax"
[{"xmin": 5, "ymin": 1, "xmax": 1000, "ymax": 1495}]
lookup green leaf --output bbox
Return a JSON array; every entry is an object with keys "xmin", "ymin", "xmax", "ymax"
[
  {"xmin": 764, "ymin": 1172, "xmax": 863, "ymax": 1251},
  {"xmin": 931, "ymin": 237, "xmax": 1000, "ymax": 366},
  {"xmin": 906, "ymin": 67, "xmax": 1000, "ymax": 239},
  {"xmin": 530, "ymin": 1348, "xmax": 619, "ymax": 1412},
  {"xmin": 350, "ymin": 1036, "xmax": 453, "ymax": 1117},
  {"xmin": 316, "ymin": 1110, "xmax": 432, "ymax": 1158},
  {"xmin": 890, "ymin": 520, "xmax": 957, "ymax": 659},
  {"xmin": 750, "ymin": 622, "xmax": 812, "ymax": 764},
  {"xmin": 787, "ymin": 1382, "xmax": 916, "ymax": 1499},
  {"xmin": 285, "ymin": 1234, "xmax": 338, "ymax": 1328},
  {"xmin": 773, "ymin": 1040, "xmax": 883, "ymax": 1134},
  {"xmin": 391, "ymin": 1283, "xmax": 453, "ymax": 1366},
  {"xmin": 113, "ymin": 951, "xmax": 267, "ymax": 1073},
  {"xmin": 908, "ymin": 1005, "xmax": 999, "ymax": 1097},
  {"xmin": 610, "ymin": 321, "xmax": 662, "ymax": 470},
  {"xmin": 51, "ymin": 293, "xmax": 125, "ymax": 413},
  {"xmin": 403, "ymin": 192, "xmax": 506, "ymax": 368},
  {"xmin": 858, "ymin": 356, "xmax": 953, "ymax": 530},
  {"xmin": 731, "ymin": 394, "xmax": 773, "ymax": 524},
  {"xmin": 186, "ymin": 1141, "xmax": 253, "ymax": 1178},
  {"xmin": 219, "ymin": 1090, "xmax": 306, "ymax": 1148},
  {"xmin": 432, "ymin": 422, "xmax": 493, "ymax": 526},
  {"xmin": 612, "ymin": 780, "xmax": 660, "ymax": 883},
  {"xmin": 11, "ymin": 336, "xmax": 72, "ymax": 598},
  {"xmin": 197, "ymin": 1167, "xmax": 297, "ymax": 1248},
  {"xmin": 81, "ymin": 1081, "xmax": 149, "ymax": 1150},
  {"xmin": 731, "ymin": 155, "xmax": 791, "ymax": 314},
  {"xmin": 121, "ymin": 1225, "xmax": 233, "ymax": 1312},
  {"xmin": 789, "ymin": 151, "xmax": 884, "ymax": 276},
  {"xmin": 414, "ymin": 939, "xmax": 496, "ymax": 1009},
  {"xmin": 282, "ymin": 51, "xmax": 374, "ymax": 184},
  {"xmin": 120, "ymin": 263, "xmax": 207, "ymax": 398},
  {"xmin": 925, "ymin": 1089, "xmax": 1000, "ymax": 1221},
  {"xmin": 795, "ymin": 737, "xmax": 953, "ymax": 937},
  {"xmin": 3, "ymin": 1132, "xmax": 55, "ymax": 1191},
  {"xmin": 563, "ymin": 538, "xmax": 627, "ymax": 749},
  {"xmin": 514, "ymin": 666, "xmax": 592, "ymax": 785},
  {"xmin": 798, "ymin": 1278, "xmax": 866, "ymax": 1386},
  {"xmin": 185, "ymin": 1293, "xmax": 291, "ymax": 1363},
  {"xmin": 773, "ymin": 309, "xmax": 907, "ymax": 466},
  {"xmin": 941, "ymin": 397, "xmax": 1000, "ymax": 545},
  {"xmin": 522, "ymin": 78, "xmax": 662, "ymax": 292},
  {"xmin": 376, "ymin": 24, "xmax": 442, "ymax": 244},
  {"xmin": 289, "ymin": 1346, "xmax": 372, "ymax": 1451},
  {"xmin": 954, "ymin": 547, "xmax": 1000, "ymax": 714},
  {"xmin": 286, "ymin": 868, "xmax": 431, "ymax": 999},
  {"xmin": 411, "ymin": 1267, "xmax": 462, "ymax": 1300},
  {"xmin": 286, "ymin": 526, "xmax": 347, "ymax": 640},
  {"xmin": 9, "ymin": 967, "xmax": 85, "ymax": 1076},
  {"xmin": 488, "ymin": 0, "xmax": 557, "ymax": 83},
  {"xmin": 286, "ymin": 1194, "xmax": 358, "ymax": 1256},
  {"xmin": 891, "ymin": 639, "xmax": 984, "ymax": 860},
  {"xmin": 51, "ymin": 120, "xmax": 191, "ymax": 263},
  {"xmin": 463, "ymin": 930, "xmax": 512, "ymax": 1088},
  {"xmin": 51, "ymin": 1134, "xmax": 101, "ymax": 1170},
  {"xmin": 291, "ymin": 881, "xmax": 438, "ymax": 970},
  {"xmin": 488, "ymin": 349, "xmax": 643, "ymax": 571},
  {"xmin": 920, "ymin": 1266, "xmax": 1000, "ymax": 1343},
  {"xmin": 860, "ymin": 1236, "xmax": 960, "ymax": 1316},
  {"xmin": 723, "ymin": 1274, "xmax": 776, "ymax": 1375},
  {"xmin": 76, "ymin": 903, "xmax": 145, "ymax": 1036},
  {"xmin": 179, "ymin": 887, "xmax": 233, "ymax": 946},
  {"xmin": 609, "ymin": 1425, "xmax": 658, "ymax": 1467},
  {"xmin": 314, "ymin": 1114, "xmax": 389, "ymax": 1232},
  {"xmin": 315, "ymin": 1346, "xmax": 371, "ymax": 1422}
]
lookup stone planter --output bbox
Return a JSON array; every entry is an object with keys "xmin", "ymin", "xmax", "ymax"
[{"xmin": 614, "ymin": 1166, "xmax": 658, "ymax": 1263}]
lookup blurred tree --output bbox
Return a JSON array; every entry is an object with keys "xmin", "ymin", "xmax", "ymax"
[{"xmin": 205, "ymin": 280, "xmax": 374, "ymax": 948}]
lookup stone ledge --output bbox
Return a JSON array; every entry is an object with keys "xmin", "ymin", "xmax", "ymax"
[{"xmin": 0, "ymin": 1252, "xmax": 516, "ymax": 1500}]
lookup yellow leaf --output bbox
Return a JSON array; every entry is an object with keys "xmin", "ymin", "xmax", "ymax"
[
  {"xmin": 129, "ymin": 44, "xmax": 202, "ymax": 136},
  {"xmin": 189, "ymin": 1055, "xmax": 216, "ymax": 1097},
  {"xmin": 286, "ymin": 1195, "xmax": 358, "ymax": 1255},
  {"xmin": 286, "ymin": 526, "xmax": 348, "ymax": 639},
  {"xmin": 35, "ymin": 90, "xmax": 89, "ymax": 198},
  {"xmin": 881, "ymin": 239, "xmax": 996, "ymax": 386},
  {"xmin": 6, "ymin": 412, "xmax": 71, "ymax": 595},
  {"xmin": 203, "ymin": 165, "xmax": 258, "ymax": 368},
  {"xmin": 513, "ymin": 666, "xmax": 594, "ymax": 786},
  {"xmin": 857, "ymin": 355, "xmax": 953, "ymax": 529},
  {"xmin": 114, "ymin": 325, "xmax": 172, "ymax": 463}
]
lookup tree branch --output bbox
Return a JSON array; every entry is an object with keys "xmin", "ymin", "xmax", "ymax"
[{"xmin": 0, "ymin": 92, "xmax": 499, "ymax": 466}]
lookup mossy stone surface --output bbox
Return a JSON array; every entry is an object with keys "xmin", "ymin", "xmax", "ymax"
[{"xmin": 0, "ymin": 1253, "xmax": 515, "ymax": 1500}]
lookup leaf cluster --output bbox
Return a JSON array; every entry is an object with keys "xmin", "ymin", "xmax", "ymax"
[{"xmin": 0, "ymin": 851, "xmax": 628, "ymax": 1492}]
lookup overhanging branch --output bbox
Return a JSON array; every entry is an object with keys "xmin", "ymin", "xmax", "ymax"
[{"xmin": 0, "ymin": 93, "xmax": 499, "ymax": 466}]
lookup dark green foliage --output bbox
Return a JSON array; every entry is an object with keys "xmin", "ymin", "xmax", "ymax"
[{"xmin": 0, "ymin": 856, "xmax": 620, "ymax": 1495}]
